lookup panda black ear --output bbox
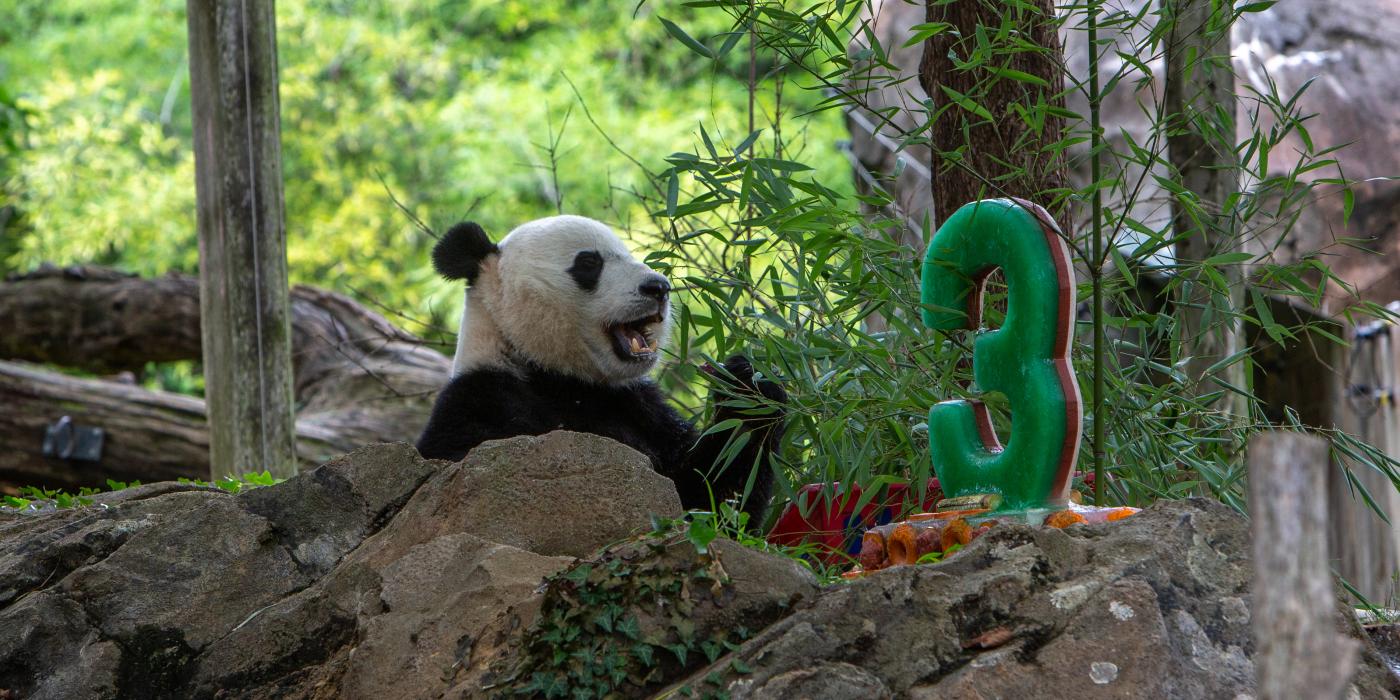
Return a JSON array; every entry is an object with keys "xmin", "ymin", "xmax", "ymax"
[{"xmin": 432, "ymin": 222, "xmax": 499, "ymax": 284}]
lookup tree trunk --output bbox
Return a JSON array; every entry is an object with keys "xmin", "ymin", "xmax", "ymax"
[
  {"xmin": 1165, "ymin": 0, "xmax": 1243, "ymax": 410},
  {"xmin": 0, "ymin": 265, "xmax": 452, "ymax": 490},
  {"xmin": 918, "ymin": 0, "xmax": 1069, "ymax": 225}
]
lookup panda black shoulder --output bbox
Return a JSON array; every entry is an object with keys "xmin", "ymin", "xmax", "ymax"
[
  {"xmin": 432, "ymin": 222, "xmax": 499, "ymax": 283},
  {"xmin": 415, "ymin": 366, "xmax": 539, "ymax": 461},
  {"xmin": 435, "ymin": 366, "xmax": 538, "ymax": 415}
]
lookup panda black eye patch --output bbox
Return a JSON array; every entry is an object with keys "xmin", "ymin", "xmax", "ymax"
[{"xmin": 568, "ymin": 251, "xmax": 605, "ymax": 291}]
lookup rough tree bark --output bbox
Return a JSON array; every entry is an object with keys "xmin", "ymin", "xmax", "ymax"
[
  {"xmin": 1165, "ymin": 0, "xmax": 1243, "ymax": 411},
  {"xmin": 918, "ymin": 0, "xmax": 1069, "ymax": 226},
  {"xmin": 0, "ymin": 265, "xmax": 452, "ymax": 490}
]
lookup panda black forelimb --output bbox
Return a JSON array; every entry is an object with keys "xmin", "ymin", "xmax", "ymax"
[{"xmin": 670, "ymin": 355, "xmax": 788, "ymax": 530}]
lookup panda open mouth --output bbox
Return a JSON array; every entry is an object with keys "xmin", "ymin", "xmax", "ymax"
[{"xmin": 607, "ymin": 313, "xmax": 664, "ymax": 361}]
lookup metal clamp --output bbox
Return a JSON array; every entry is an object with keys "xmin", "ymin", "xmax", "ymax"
[{"xmin": 42, "ymin": 416, "xmax": 105, "ymax": 462}]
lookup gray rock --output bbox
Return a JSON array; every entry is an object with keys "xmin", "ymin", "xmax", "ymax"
[
  {"xmin": 190, "ymin": 533, "xmax": 572, "ymax": 699},
  {"xmin": 188, "ymin": 432, "xmax": 682, "ymax": 698},
  {"xmin": 0, "ymin": 593, "xmax": 119, "ymax": 700},
  {"xmin": 14, "ymin": 435, "xmax": 1386, "ymax": 700},
  {"xmin": 0, "ymin": 432, "xmax": 686, "ymax": 698},
  {"xmin": 669, "ymin": 499, "xmax": 1400, "ymax": 699},
  {"xmin": 341, "ymin": 535, "xmax": 572, "ymax": 699},
  {"xmin": 373, "ymin": 430, "xmax": 684, "ymax": 560},
  {"xmin": 0, "ymin": 491, "xmax": 209, "ymax": 609},
  {"xmin": 0, "ymin": 442, "xmax": 440, "ymax": 698},
  {"xmin": 239, "ymin": 441, "xmax": 439, "ymax": 576},
  {"xmin": 448, "ymin": 525, "xmax": 820, "ymax": 698}
]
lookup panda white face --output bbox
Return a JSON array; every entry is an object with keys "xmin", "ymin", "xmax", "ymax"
[{"xmin": 451, "ymin": 215, "xmax": 673, "ymax": 384}]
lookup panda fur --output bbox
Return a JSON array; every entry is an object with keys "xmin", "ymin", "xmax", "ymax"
[{"xmin": 415, "ymin": 215, "xmax": 786, "ymax": 525}]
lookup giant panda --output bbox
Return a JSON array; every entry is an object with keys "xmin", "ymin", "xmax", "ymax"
[{"xmin": 415, "ymin": 214, "xmax": 786, "ymax": 526}]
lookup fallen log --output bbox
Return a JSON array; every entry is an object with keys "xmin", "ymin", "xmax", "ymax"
[
  {"xmin": 0, "ymin": 360, "xmax": 349, "ymax": 487},
  {"xmin": 0, "ymin": 265, "xmax": 453, "ymax": 489}
]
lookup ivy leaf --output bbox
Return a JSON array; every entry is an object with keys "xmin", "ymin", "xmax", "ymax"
[
  {"xmin": 687, "ymin": 515, "xmax": 718, "ymax": 554},
  {"xmin": 617, "ymin": 615, "xmax": 642, "ymax": 641},
  {"xmin": 593, "ymin": 607, "xmax": 615, "ymax": 633},
  {"xmin": 563, "ymin": 564, "xmax": 593, "ymax": 586},
  {"xmin": 666, "ymin": 643, "xmax": 689, "ymax": 665}
]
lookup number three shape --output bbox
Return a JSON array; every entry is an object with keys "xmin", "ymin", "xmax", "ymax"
[{"xmin": 921, "ymin": 198, "xmax": 1083, "ymax": 510}]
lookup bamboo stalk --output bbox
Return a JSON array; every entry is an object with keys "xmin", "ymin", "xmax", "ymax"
[{"xmin": 1088, "ymin": 0, "xmax": 1106, "ymax": 506}]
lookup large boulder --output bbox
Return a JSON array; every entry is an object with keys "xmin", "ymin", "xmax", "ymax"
[
  {"xmin": 666, "ymin": 499, "xmax": 1400, "ymax": 699},
  {"xmin": 0, "ymin": 431, "xmax": 685, "ymax": 699},
  {"xmin": 369, "ymin": 430, "xmax": 684, "ymax": 560}
]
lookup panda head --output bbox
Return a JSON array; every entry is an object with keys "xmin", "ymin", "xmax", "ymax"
[{"xmin": 434, "ymin": 215, "xmax": 673, "ymax": 385}]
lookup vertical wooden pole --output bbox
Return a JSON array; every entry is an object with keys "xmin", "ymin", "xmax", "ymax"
[
  {"xmin": 186, "ymin": 0, "xmax": 297, "ymax": 479},
  {"xmin": 1329, "ymin": 315, "xmax": 1400, "ymax": 603},
  {"xmin": 1249, "ymin": 432, "xmax": 1357, "ymax": 699}
]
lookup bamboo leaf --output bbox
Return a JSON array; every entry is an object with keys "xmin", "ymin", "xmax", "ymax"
[
  {"xmin": 938, "ymin": 85, "xmax": 994, "ymax": 122},
  {"xmin": 987, "ymin": 66, "xmax": 1049, "ymax": 87},
  {"xmin": 666, "ymin": 172, "xmax": 679, "ymax": 217},
  {"xmin": 733, "ymin": 129, "xmax": 762, "ymax": 158},
  {"xmin": 1236, "ymin": 0, "xmax": 1278, "ymax": 13},
  {"xmin": 1204, "ymin": 251, "xmax": 1254, "ymax": 265},
  {"xmin": 659, "ymin": 17, "xmax": 715, "ymax": 58}
]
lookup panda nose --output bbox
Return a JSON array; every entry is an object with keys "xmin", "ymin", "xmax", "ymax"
[{"xmin": 638, "ymin": 277, "xmax": 671, "ymax": 301}]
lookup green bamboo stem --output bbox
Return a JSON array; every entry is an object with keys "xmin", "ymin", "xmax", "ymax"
[{"xmin": 1088, "ymin": 0, "xmax": 1106, "ymax": 506}]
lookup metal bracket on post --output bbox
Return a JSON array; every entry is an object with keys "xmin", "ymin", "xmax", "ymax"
[{"xmin": 42, "ymin": 416, "xmax": 105, "ymax": 462}]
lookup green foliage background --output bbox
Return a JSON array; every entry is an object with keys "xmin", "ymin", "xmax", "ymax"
[{"xmin": 0, "ymin": 0, "xmax": 848, "ymax": 337}]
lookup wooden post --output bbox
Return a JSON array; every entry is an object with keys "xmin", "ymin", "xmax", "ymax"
[
  {"xmin": 186, "ymin": 0, "xmax": 297, "ymax": 479},
  {"xmin": 1249, "ymin": 432, "xmax": 1358, "ymax": 699}
]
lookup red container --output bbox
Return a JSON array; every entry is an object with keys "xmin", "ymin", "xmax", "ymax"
[{"xmin": 766, "ymin": 479, "xmax": 942, "ymax": 564}]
